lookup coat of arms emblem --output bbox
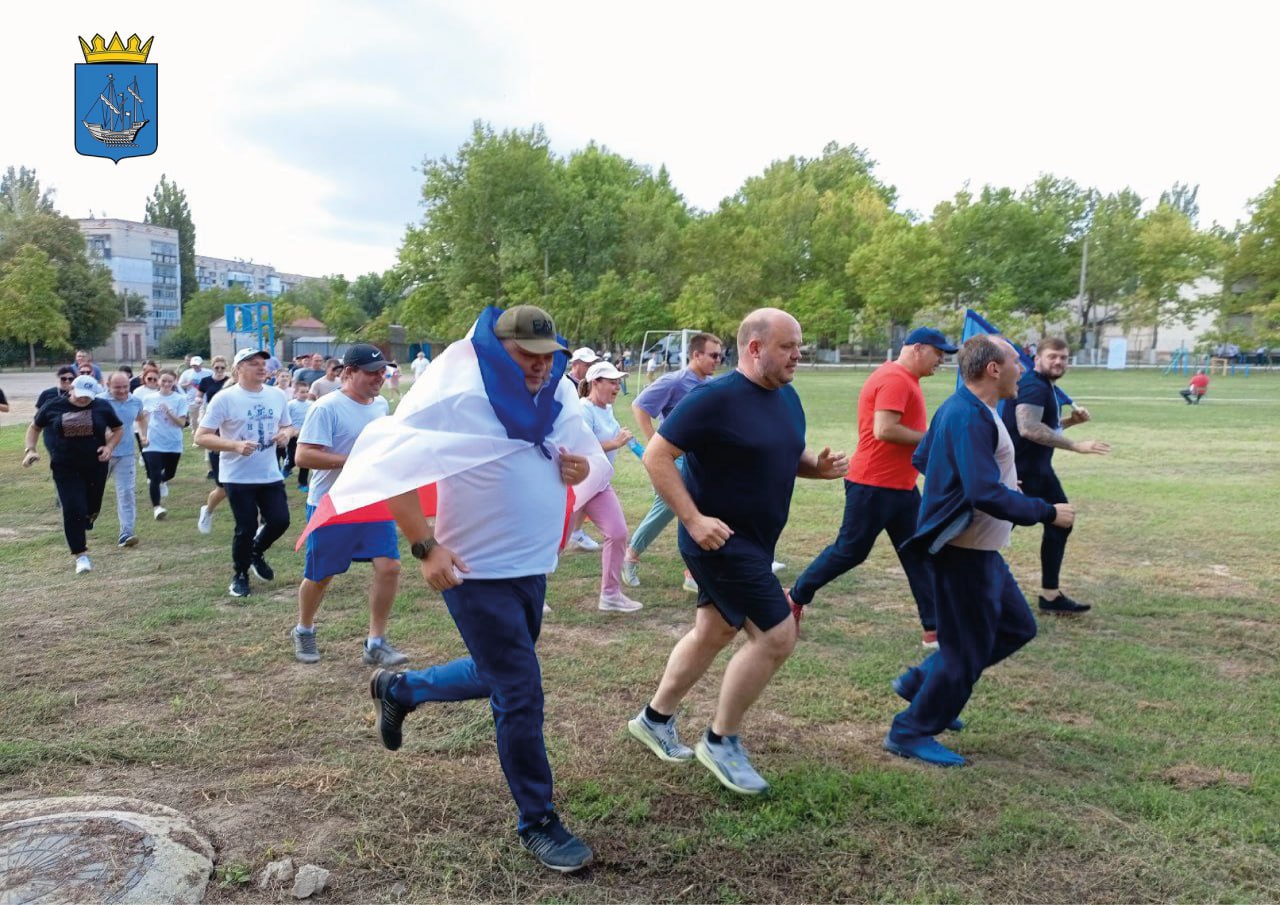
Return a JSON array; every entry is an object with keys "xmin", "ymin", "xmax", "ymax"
[{"xmin": 75, "ymin": 32, "xmax": 157, "ymax": 162}]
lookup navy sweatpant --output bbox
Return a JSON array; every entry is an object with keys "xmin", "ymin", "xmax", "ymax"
[
  {"xmin": 791, "ymin": 481, "xmax": 936, "ymax": 630},
  {"xmin": 392, "ymin": 575, "xmax": 552, "ymax": 832},
  {"xmin": 891, "ymin": 546, "xmax": 1037, "ymax": 740}
]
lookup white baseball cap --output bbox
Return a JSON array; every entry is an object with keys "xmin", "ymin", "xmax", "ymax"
[
  {"xmin": 570, "ymin": 347, "xmax": 599, "ymax": 364},
  {"xmin": 585, "ymin": 361, "xmax": 627, "ymax": 382},
  {"xmin": 233, "ymin": 348, "xmax": 270, "ymax": 366},
  {"xmin": 70, "ymin": 375, "xmax": 101, "ymax": 400},
  {"xmin": 190, "ymin": 355, "xmax": 204, "ymax": 365}
]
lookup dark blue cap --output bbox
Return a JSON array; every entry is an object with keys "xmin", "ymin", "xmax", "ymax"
[{"xmin": 904, "ymin": 327, "xmax": 958, "ymax": 353}]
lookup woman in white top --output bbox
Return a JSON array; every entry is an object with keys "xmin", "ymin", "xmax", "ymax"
[
  {"xmin": 577, "ymin": 361, "xmax": 643, "ymax": 613},
  {"xmin": 140, "ymin": 369, "xmax": 189, "ymax": 519}
]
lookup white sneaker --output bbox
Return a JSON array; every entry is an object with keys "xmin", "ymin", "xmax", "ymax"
[
  {"xmin": 160, "ymin": 481, "xmax": 169, "ymax": 499},
  {"xmin": 197, "ymin": 505, "xmax": 213, "ymax": 534},
  {"xmin": 682, "ymin": 574, "xmax": 699, "ymax": 593},
  {"xmin": 542, "ymin": 602, "xmax": 552, "ymax": 616},
  {"xmin": 75, "ymin": 554, "xmax": 92, "ymax": 574},
  {"xmin": 599, "ymin": 591, "xmax": 643, "ymax": 613},
  {"xmin": 771, "ymin": 560, "xmax": 786, "ymax": 574},
  {"xmin": 569, "ymin": 530, "xmax": 601, "ymax": 552},
  {"xmin": 153, "ymin": 505, "xmax": 168, "ymax": 521}
]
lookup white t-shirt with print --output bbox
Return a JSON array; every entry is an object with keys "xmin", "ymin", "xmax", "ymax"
[{"xmin": 200, "ymin": 384, "xmax": 292, "ymax": 484}]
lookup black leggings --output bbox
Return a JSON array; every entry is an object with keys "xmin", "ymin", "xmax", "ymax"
[
  {"xmin": 51, "ymin": 461, "xmax": 108, "ymax": 554},
  {"xmin": 142, "ymin": 451, "xmax": 181, "ymax": 506},
  {"xmin": 1021, "ymin": 470, "xmax": 1072, "ymax": 589},
  {"xmin": 224, "ymin": 481, "xmax": 291, "ymax": 573}
]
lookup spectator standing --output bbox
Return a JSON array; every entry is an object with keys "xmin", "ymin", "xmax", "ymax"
[{"xmin": 308, "ymin": 359, "xmax": 344, "ymax": 398}]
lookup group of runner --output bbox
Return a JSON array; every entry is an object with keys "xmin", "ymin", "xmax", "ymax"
[{"xmin": 17, "ymin": 313, "xmax": 1110, "ymax": 875}]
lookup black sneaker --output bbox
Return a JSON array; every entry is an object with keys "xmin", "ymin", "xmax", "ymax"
[
  {"xmin": 1038, "ymin": 593, "xmax": 1091, "ymax": 614},
  {"xmin": 369, "ymin": 668, "xmax": 410, "ymax": 751},
  {"xmin": 249, "ymin": 555, "xmax": 275, "ymax": 582},
  {"xmin": 229, "ymin": 572, "xmax": 251, "ymax": 598},
  {"xmin": 518, "ymin": 814, "xmax": 594, "ymax": 873}
]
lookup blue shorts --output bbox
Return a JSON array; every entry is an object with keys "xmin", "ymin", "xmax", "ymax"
[
  {"xmin": 303, "ymin": 504, "xmax": 400, "ymax": 582},
  {"xmin": 683, "ymin": 538, "xmax": 789, "ymax": 632}
]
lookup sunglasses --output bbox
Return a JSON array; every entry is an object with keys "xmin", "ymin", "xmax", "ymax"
[
  {"xmin": 705, "ymin": 352, "xmax": 724, "ymax": 361},
  {"xmin": 59, "ymin": 375, "xmax": 74, "ymax": 381},
  {"xmin": 214, "ymin": 365, "xmax": 226, "ymax": 371}
]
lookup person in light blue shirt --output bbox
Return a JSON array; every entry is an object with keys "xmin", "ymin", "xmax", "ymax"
[
  {"xmin": 621, "ymin": 332, "xmax": 723, "ymax": 589},
  {"xmin": 98, "ymin": 372, "xmax": 149, "ymax": 547}
]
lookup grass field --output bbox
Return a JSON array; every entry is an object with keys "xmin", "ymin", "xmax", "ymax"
[{"xmin": 1, "ymin": 367, "xmax": 1277, "ymax": 903}]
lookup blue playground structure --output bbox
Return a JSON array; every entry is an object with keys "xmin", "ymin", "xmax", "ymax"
[{"xmin": 224, "ymin": 302, "xmax": 275, "ymax": 354}]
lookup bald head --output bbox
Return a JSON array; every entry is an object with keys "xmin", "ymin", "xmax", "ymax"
[{"xmin": 737, "ymin": 307, "xmax": 802, "ymax": 390}]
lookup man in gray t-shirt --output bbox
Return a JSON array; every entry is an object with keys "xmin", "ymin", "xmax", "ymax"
[{"xmin": 291, "ymin": 344, "xmax": 406, "ymax": 667}]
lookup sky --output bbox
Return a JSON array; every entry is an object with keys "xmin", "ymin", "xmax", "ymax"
[{"xmin": 10, "ymin": 0, "xmax": 1279, "ymax": 281}]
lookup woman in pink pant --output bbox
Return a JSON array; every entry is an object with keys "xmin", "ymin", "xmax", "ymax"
[{"xmin": 578, "ymin": 361, "xmax": 644, "ymax": 613}]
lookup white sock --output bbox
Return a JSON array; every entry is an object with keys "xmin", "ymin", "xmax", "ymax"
[{"xmin": 295, "ymin": 624, "xmax": 314, "ymax": 635}]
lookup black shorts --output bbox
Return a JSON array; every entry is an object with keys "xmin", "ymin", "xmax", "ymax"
[
  {"xmin": 683, "ymin": 539, "xmax": 789, "ymax": 632},
  {"xmin": 209, "ymin": 450, "xmax": 222, "ymax": 487}
]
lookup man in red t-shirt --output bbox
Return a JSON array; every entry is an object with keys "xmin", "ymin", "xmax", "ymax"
[
  {"xmin": 1180, "ymin": 371, "xmax": 1209, "ymax": 404},
  {"xmin": 789, "ymin": 327, "xmax": 957, "ymax": 649}
]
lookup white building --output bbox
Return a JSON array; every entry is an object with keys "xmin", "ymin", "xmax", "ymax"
[{"xmin": 78, "ymin": 218, "xmax": 181, "ymax": 356}]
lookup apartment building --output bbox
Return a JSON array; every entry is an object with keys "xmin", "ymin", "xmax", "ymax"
[{"xmin": 78, "ymin": 218, "xmax": 181, "ymax": 355}]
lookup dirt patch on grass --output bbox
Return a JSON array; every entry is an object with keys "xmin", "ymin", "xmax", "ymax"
[{"xmin": 1161, "ymin": 764, "xmax": 1253, "ymax": 790}]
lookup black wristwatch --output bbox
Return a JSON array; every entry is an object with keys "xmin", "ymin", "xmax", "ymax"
[{"xmin": 410, "ymin": 537, "xmax": 438, "ymax": 560}]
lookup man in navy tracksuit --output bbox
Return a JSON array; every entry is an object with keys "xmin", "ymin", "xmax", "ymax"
[{"xmin": 885, "ymin": 335, "xmax": 1076, "ymax": 767}]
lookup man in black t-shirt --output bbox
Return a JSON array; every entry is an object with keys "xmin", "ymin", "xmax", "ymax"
[
  {"xmin": 626, "ymin": 308, "xmax": 847, "ymax": 797},
  {"xmin": 1000, "ymin": 338, "xmax": 1110, "ymax": 614},
  {"xmin": 25, "ymin": 376, "xmax": 124, "ymax": 573}
]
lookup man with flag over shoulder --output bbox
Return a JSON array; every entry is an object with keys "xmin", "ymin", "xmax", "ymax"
[{"xmin": 310, "ymin": 304, "xmax": 609, "ymax": 873}]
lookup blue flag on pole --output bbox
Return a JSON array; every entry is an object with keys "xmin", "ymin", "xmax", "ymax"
[{"xmin": 958, "ymin": 309, "xmax": 1073, "ymax": 406}]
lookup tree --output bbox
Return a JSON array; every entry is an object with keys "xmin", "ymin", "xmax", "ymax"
[
  {"xmin": 1221, "ymin": 177, "xmax": 1280, "ymax": 347},
  {"xmin": 1125, "ymin": 203, "xmax": 1223, "ymax": 345},
  {"xmin": 0, "ymin": 166, "xmax": 57, "ymax": 225},
  {"xmin": 0, "ymin": 245, "xmax": 70, "ymax": 366},
  {"xmin": 144, "ymin": 174, "xmax": 197, "ymax": 305},
  {"xmin": 321, "ymin": 295, "xmax": 365, "ymax": 340},
  {"xmin": 847, "ymin": 218, "xmax": 949, "ymax": 336},
  {"xmin": 401, "ymin": 122, "xmax": 564, "ymax": 322},
  {"xmin": 0, "ymin": 210, "xmax": 122, "ymax": 349},
  {"xmin": 933, "ymin": 178, "xmax": 1085, "ymax": 333}
]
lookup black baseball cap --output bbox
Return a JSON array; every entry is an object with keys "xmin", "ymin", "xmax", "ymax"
[{"xmin": 342, "ymin": 343, "xmax": 386, "ymax": 372}]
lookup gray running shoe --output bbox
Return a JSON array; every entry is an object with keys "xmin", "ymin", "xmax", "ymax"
[
  {"xmin": 628, "ymin": 710, "xmax": 694, "ymax": 763},
  {"xmin": 621, "ymin": 559, "xmax": 640, "ymax": 587},
  {"xmin": 695, "ymin": 732, "xmax": 769, "ymax": 795},
  {"xmin": 292, "ymin": 626, "xmax": 320, "ymax": 664},
  {"xmin": 363, "ymin": 638, "xmax": 408, "ymax": 667}
]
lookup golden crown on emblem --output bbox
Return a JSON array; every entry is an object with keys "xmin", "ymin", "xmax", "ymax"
[{"xmin": 79, "ymin": 33, "xmax": 154, "ymax": 64}]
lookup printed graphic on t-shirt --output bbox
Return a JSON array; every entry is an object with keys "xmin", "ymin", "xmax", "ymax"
[
  {"xmin": 245, "ymin": 402, "xmax": 276, "ymax": 449},
  {"xmin": 61, "ymin": 409, "xmax": 94, "ymax": 438}
]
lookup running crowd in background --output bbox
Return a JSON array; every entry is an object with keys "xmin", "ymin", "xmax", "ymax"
[{"xmin": 13, "ymin": 322, "xmax": 1111, "ymax": 875}]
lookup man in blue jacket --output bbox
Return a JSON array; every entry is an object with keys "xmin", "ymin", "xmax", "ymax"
[{"xmin": 885, "ymin": 335, "xmax": 1075, "ymax": 767}]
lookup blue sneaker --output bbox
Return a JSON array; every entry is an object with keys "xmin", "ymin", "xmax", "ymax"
[
  {"xmin": 882, "ymin": 732, "xmax": 968, "ymax": 767},
  {"xmin": 695, "ymin": 732, "xmax": 769, "ymax": 795},
  {"xmin": 892, "ymin": 670, "xmax": 964, "ymax": 732},
  {"xmin": 519, "ymin": 814, "xmax": 593, "ymax": 873}
]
